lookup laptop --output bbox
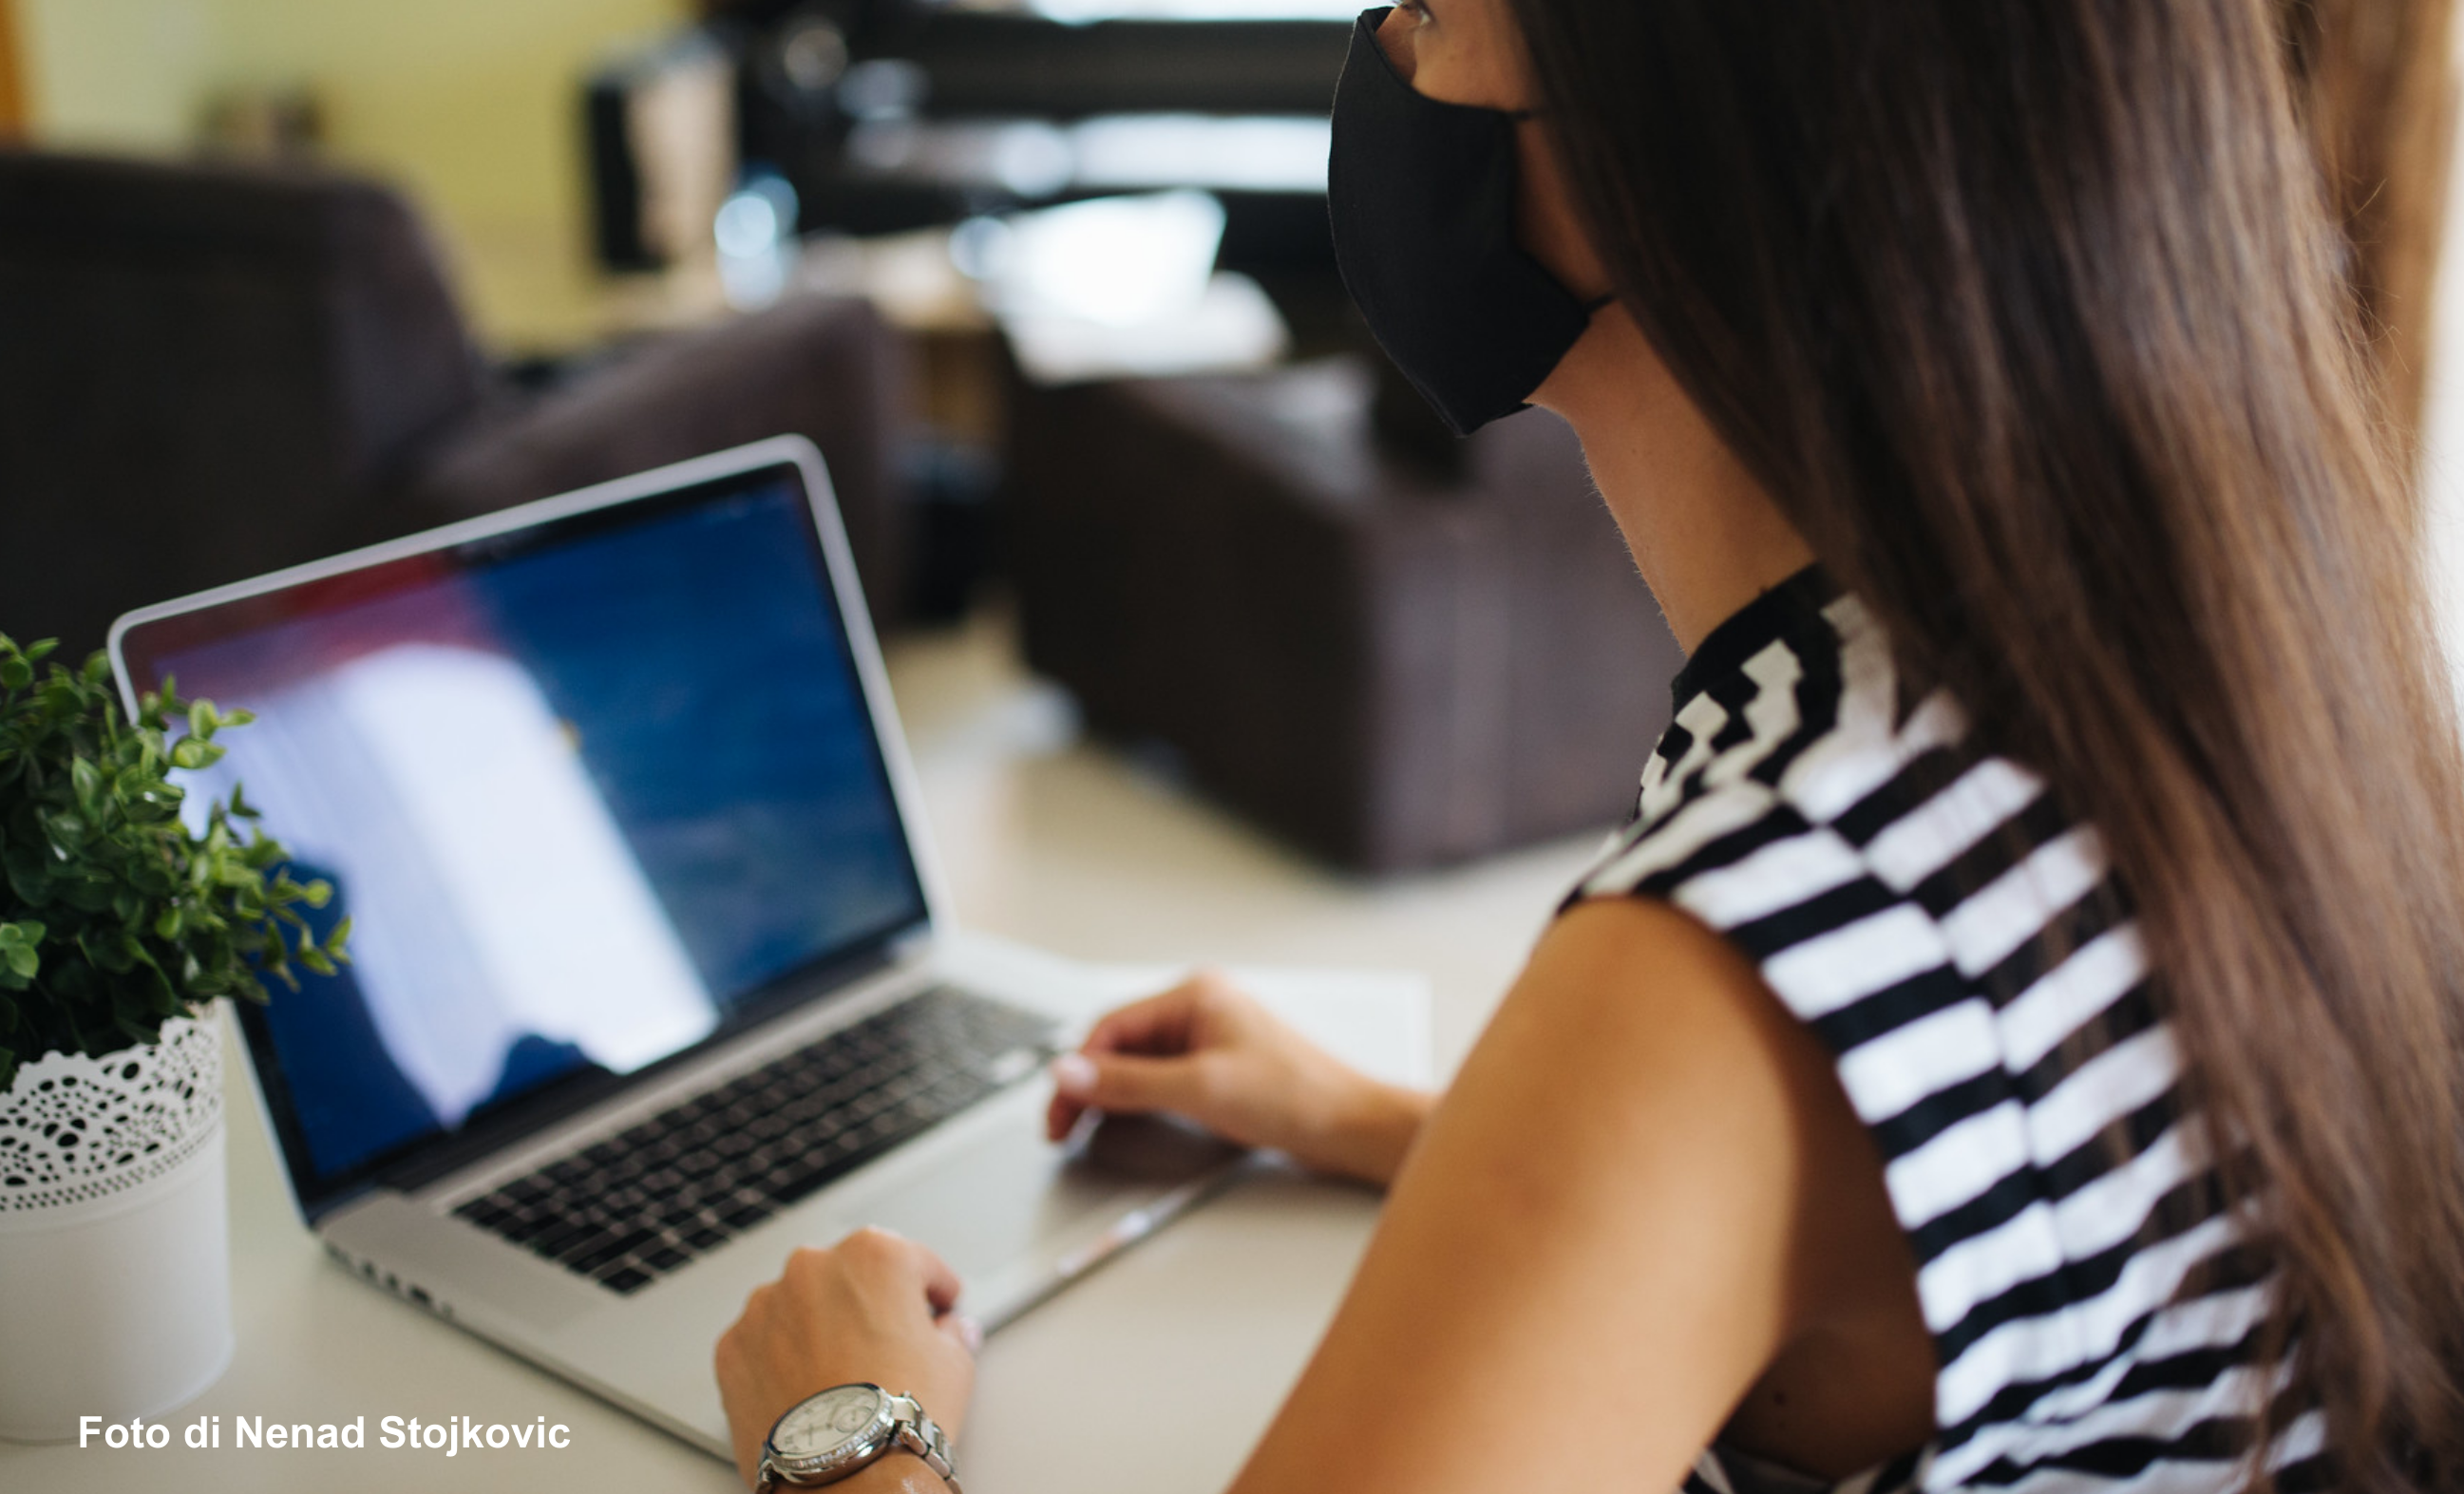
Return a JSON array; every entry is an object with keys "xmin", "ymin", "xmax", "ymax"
[{"xmin": 107, "ymin": 436, "xmax": 1240, "ymax": 1456}]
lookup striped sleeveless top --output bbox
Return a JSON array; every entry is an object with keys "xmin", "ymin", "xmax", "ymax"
[{"xmin": 1564, "ymin": 569, "xmax": 2322, "ymax": 1492}]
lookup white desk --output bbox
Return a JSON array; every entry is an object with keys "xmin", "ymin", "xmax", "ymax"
[
  {"xmin": 0, "ymin": 1015, "xmax": 1387, "ymax": 1494},
  {"xmin": 0, "ymin": 615, "xmax": 1602, "ymax": 1493}
]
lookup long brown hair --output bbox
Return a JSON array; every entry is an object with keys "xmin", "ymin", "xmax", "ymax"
[
  {"xmin": 2280, "ymin": 0, "xmax": 2458, "ymax": 468},
  {"xmin": 1506, "ymin": 0, "xmax": 2464, "ymax": 1486}
]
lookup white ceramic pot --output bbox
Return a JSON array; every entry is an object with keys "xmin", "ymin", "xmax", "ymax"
[{"xmin": 0, "ymin": 1014, "xmax": 233, "ymax": 1442}]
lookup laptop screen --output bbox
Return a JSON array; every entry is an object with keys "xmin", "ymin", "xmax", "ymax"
[{"xmin": 115, "ymin": 461, "xmax": 931, "ymax": 1213}]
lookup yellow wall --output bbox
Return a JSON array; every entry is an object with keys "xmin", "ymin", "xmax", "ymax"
[
  {"xmin": 19, "ymin": 0, "xmax": 689, "ymax": 351},
  {"xmin": 19, "ymin": 0, "xmax": 217, "ymax": 149}
]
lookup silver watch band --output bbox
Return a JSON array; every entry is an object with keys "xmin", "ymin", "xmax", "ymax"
[
  {"xmin": 885, "ymin": 1392, "xmax": 961, "ymax": 1492},
  {"xmin": 754, "ymin": 1390, "xmax": 959, "ymax": 1494}
]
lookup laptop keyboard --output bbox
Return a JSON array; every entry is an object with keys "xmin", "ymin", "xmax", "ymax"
[{"xmin": 450, "ymin": 985, "xmax": 1059, "ymax": 1295}]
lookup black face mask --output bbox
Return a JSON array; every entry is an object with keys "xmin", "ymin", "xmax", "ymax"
[{"xmin": 1327, "ymin": 7, "xmax": 1602, "ymax": 436}]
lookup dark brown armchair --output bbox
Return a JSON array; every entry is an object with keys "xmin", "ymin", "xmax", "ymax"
[{"xmin": 0, "ymin": 149, "xmax": 914, "ymax": 656}]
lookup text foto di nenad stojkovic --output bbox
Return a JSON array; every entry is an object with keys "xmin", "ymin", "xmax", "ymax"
[{"xmin": 80, "ymin": 1411, "xmax": 575, "ymax": 1454}]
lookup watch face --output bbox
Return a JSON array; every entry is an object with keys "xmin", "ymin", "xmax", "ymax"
[{"xmin": 774, "ymin": 1385, "xmax": 886, "ymax": 1458}]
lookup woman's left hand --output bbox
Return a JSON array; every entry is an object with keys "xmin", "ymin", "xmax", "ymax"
[{"xmin": 714, "ymin": 1227, "xmax": 981, "ymax": 1488}]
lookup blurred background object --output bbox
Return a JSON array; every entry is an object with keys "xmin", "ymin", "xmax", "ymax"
[
  {"xmin": 4, "ymin": 0, "xmax": 2463, "ymax": 877},
  {"xmin": 0, "ymin": 0, "xmax": 25, "ymax": 143},
  {"xmin": 1006, "ymin": 356, "xmax": 1681, "ymax": 871},
  {"xmin": 11, "ymin": 0, "xmax": 689, "ymax": 350},
  {"xmin": 587, "ymin": 26, "xmax": 737, "ymax": 299},
  {"xmin": 2282, "ymin": 0, "xmax": 2459, "ymax": 475},
  {"xmin": 197, "ymin": 80, "xmax": 321, "ymax": 159},
  {"xmin": 0, "ymin": 152, "xmax": 914, "ymax": 659},
  {"xmin": 595, "ymin": 0, "xmax": 1357, "ymax": 343},
  {"xmin": 967, "ymin": 191, "xmax": 1291, "ymax": 385}
]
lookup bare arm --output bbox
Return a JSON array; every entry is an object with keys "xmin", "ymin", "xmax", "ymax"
[
  {"xmin": 717, "ymin": 898, "xmax": 1929, "ymax": 1487},
  {"xmin": 1225, "ymin": 898, "xmax": 1929, "ymax": 1489}
]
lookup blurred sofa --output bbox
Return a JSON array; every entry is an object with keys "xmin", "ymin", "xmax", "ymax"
[
  {"xmin": 1007, "ymin": 357, "xmax": 1684, "ymax": 872},
  {"xmin": 0, "ymin": 149, "xmax": 913, "ymax": 657}
]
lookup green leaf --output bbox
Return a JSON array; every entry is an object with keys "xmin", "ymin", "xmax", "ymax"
[
  {"xmin": 42, "ymin": 810, "xmax": 86, "ymax": 854},
  {"xmin": 0, "ymin": 648, "xmax": 351, "ymax": 1067},
  {"xmin": 3, "ymin": 848, "xmax": 50, "ymax": 905},
  {"xmin": 84, "ymin": 932, "xmax": 133, "ymax": 974},
  {"xmin": 0, "ymin": 659, "xmax": 28, "ymax": 691}
]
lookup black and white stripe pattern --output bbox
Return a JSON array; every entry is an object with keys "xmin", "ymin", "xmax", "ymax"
[{"xmin": 1570, "ymin": 570, "xmax": 2322, "ymax": 1493}]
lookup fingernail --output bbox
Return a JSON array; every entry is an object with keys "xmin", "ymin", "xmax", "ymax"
[
  {"xmin": 958, "ymin": 1314, "xmax": 983, "ymax": 1352},
  {"xmin": 1050, "ymin": 1052, "xmax": 1096, "ymax": 1098}
]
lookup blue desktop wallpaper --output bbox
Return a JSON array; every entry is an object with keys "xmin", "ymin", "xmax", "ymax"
[
  {"xmin": 480, "ymin": 489, "xmax": 920, "ymax": 1000},
  {"xmin": 147, "ymin": 480, "xmax": 927, "ymax": 1184}
]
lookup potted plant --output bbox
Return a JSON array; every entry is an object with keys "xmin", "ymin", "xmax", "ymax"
[{"xmin": 0, "ymin": 634, "xmax": 349, "ymax": 1442}]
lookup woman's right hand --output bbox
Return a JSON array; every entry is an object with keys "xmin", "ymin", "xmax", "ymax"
[{"xmin": 1043, "ymin": 972, "xmax": 1432, "ymax": 1187}]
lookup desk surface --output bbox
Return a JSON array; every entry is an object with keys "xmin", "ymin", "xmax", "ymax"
[
  {"xmin": 0, "ymin": 615, "xmax": 1601, "ymax": 1493},
  {"xmin": 2, "ymin": 1015, "xmax": 1387, "ymax": 1494}
]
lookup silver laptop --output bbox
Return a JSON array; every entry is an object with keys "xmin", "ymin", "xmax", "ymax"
[{"xmin": 108, "ymin": 436, "xmax": 1238, "ymax": 1457}]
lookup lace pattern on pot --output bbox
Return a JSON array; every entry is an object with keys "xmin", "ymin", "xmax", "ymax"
[{"xmin": 0, "ymin": 1016, "xmax": 221, "ymax": 1212}]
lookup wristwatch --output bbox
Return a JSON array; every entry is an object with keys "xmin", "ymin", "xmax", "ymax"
[{"xmin": 754, "ymin": 1383, "xmax": 960, "ymax": 1493}]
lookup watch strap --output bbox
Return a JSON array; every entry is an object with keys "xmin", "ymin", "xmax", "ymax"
[
  {"xmin": 887, "ymin": 1392, "xmax": 960, "ymax": 1493},
  {"xmin": 754, "ymin": 1389, "xmax": 958, "ymax": 1493}
]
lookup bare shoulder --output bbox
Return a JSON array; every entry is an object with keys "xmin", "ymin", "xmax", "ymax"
[{"xmin": 1228, "ymin": 896, "xmax": 1931, "ymax": 1493}]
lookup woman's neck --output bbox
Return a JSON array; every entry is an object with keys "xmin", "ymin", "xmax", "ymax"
[{"xmin": 1531, "ymin": 308, "xmax": 1816, "ymax": 654}]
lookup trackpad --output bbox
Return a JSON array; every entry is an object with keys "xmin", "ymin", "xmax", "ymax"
[{"xmin": 850, "ymin": 1114, "xmax": 1243, "ymax": 1286}]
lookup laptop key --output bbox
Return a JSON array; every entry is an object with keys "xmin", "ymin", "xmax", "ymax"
[
  {"xmin": 448, "ymin": 985, "xmax": 1056, "ymax": 1291},
  {"xmin": 566, "ymin": 1228, "xmax": 657, "ymax": 1273},
  {"xmin": 533, "ymin": 1221, "xmax": 607, "ymax": 1259}
]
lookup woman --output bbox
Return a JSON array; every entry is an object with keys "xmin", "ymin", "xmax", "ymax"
[{"xmin": 715, "ymin": 2, "xmax": 2464, "ymax": 1489}]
